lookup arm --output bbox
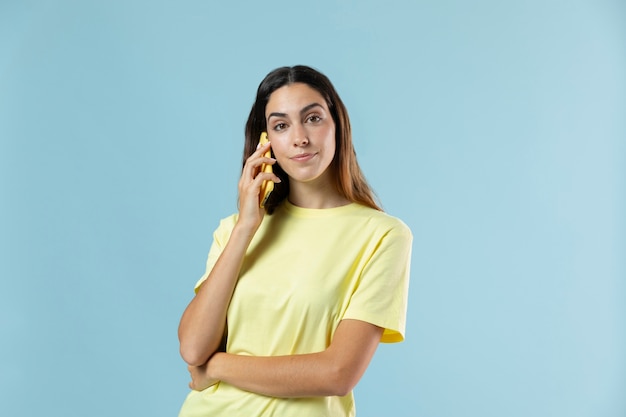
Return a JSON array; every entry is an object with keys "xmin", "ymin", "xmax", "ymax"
[
  {"xmin": 178, "ymin": 223, "xmax": 255, "ymax": 366},
  {"xmin": 178, "ymin": 142, "xmax": 279, "ymax": 366},
  {"xmin": 189, "ymin": 319, "xmax": 384, "ymax": 397}
]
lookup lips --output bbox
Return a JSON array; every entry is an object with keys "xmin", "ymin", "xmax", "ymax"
[{"xmin": 290, "ymin": 152, "xmax": 316, "ymax": 162}]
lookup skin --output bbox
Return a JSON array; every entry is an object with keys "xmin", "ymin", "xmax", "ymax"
[
  {"xmin": 265, "ymin": 82, "xmax": 347, "ymax": 209},
  {"xmin": 178, "ymin": 82, "xmax": 383, "ymax": 398}
]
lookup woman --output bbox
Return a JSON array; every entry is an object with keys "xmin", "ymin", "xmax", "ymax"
[{"xmin": 178, "ymin": 65, "xmax": 412, "ymax": 416}]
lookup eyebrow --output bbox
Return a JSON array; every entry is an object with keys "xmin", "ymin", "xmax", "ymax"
[{"xmin": 267, "ymin": 102, "xmax": 324, "ymax": 120}]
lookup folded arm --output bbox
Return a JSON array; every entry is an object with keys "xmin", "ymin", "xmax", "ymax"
[{"xmin": 188, "ymin": 319, "xmax": 383, "ymax": 397}]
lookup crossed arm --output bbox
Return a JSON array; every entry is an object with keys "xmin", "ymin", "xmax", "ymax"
[
  {"xmin": 187, "ymin": 319, "xmax": 383, "ymax": 398},
  {"xmin": 177, "ymin": 221, "xmax": 384, "ymax": 398}
]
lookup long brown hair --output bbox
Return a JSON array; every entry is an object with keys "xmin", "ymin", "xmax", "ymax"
[{"xmin": 244, "ymin": 65, "xmax": 381, "ymax": 214}]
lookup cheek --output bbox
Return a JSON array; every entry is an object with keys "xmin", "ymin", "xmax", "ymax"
[
  {"xmin": 270, "ymin": 141, "xmax": 289, "ymax": 162},
  {"xmin": 325, "ymin": 131, "xmax": 337, "ymax": 157},
  {"xmin": 325, "ymin": 124, "xmax": 337, "ymax": 150}
]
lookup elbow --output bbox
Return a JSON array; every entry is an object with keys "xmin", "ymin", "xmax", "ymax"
[
  {"xmin": 326, "ymin": 364, "xmax": 360, "ymax": 397},
  {"xmin": 178, "ymin": 326, "xmax": 218, "ymax": 366},
  {"xmin": 179, "ymin": 343, "xmax": 210, "ymax": 367},
  {"xmin": 330, "ymin": 384, "xmax": 353, "ymax": 398}
]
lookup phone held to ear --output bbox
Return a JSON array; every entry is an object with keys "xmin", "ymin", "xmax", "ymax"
[{"xmin": 259, "ymin": 132, "xmax": 273, "ymax": 208}]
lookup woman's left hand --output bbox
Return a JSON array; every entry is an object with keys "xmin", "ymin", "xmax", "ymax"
[{"xmin": 187, "ymin": 362, "xmax": 218, "ymax": 391}]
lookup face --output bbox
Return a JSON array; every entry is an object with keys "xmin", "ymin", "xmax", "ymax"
[{"xmin": 265, "ymin": 83, "xmax": 336, "ymax": 186}]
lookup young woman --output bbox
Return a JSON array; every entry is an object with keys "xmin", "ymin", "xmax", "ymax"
[{"xmin": 177, "ymin": 65, "xmax": 412, "ymax": 417}]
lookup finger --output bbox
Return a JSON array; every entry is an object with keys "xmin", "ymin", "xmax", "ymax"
[
  {"xmin": 241, "ymin": 158, "xmax": 277, "ymax": 191},
  {"xmin": 241, "ymin": 154, "xmax": 273, "ymax": 184},
  {"xmin": 256, "ymin": 140, "xmax": 271, "ymax": 151},
  {"xmin": 256, "ymin": 140, "xmax": 272, "ymax": 152},
  {"xmin": 241, "ymin": 172, "xmax": 280, "ymax": 198},
  {"xmin": 254, "ymin": 171, "xmax": 281, "ymax": 185},
  {"xmin": 246, "ymin": 152, "xmax": 275, "ymax": 171},
  {"xmin": 247, "ymin": 141, "xmax": 272, "ymax": 164}
]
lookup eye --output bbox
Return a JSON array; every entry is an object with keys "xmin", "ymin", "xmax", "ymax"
[
  {"xmin": 306, "ymin": 114, "xmax": 322, "ymax": 123},
  {"xmin": 272, "ymin": 122, "xmax": 287, "ymax": 131}
]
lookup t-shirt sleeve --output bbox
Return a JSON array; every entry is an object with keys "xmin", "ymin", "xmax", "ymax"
[
  {"xmin": 342, "ymin": 220, "xmax": 413, "ymax": 343},
  {"xmin": 193, "ymin": 215, "xmax": 237, "ymax": 293}
]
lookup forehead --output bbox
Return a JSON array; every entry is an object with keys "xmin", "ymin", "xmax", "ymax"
[{"xmin": 265, "ymin": 83, "xmax": 328, "ymax": 116}]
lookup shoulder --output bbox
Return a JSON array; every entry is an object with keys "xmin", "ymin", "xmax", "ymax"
[
  {"xmin": 210, "ymin": 212, "xmax": 239, "ymax": 242},
  {"xmin": 218, "ymin": 212, "xmax": 239, "ymax": 228},
  {"xmin": 351, "ymin": 205, "xmax": 413, "ymax": 239}
]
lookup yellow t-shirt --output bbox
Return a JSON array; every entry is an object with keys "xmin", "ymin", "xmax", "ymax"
[{"xmin": 178, "ymin": 201, "xmax": 412, "ymax": 417}]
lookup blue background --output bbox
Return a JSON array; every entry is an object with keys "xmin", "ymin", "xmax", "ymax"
[{"xmin": 1, "ymin": 1, "xmax": 624, "ymax": 416}]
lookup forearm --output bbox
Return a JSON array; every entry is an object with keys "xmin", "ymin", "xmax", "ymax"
[
  {"xmin": 178, "ymin": 224, "xmax": 256, "ymax": 366},
  {"xmin": 206, "ymin": 320, "xmax": 383, "ymax": 398},
  {"xmin": 209, "ymin": 351, "xmax": 346, "ymax": 398}
]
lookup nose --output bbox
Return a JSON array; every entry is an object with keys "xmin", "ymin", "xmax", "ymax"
[{"xmin": 292, "ymin": 123, "xmax": 309, "ymax": 147}]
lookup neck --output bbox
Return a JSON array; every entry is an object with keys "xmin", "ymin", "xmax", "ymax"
[{"xmin": 288, "ymin": 180, "xmax": 350, "ymax": 209}]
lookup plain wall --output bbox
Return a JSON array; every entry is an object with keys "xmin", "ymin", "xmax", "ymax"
[{"xmin": 1, "ymin": 1, "xmax": 624, "ymax": 416}]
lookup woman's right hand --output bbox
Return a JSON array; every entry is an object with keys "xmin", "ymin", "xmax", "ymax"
[{"xmin": 236, "ymin": 141, "xmax": 280, "ymax": 231}]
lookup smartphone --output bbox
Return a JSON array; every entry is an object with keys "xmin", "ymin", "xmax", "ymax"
[{"xmin": 259, "ymin": 132, "xmax": 273, "ymax": 208}]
